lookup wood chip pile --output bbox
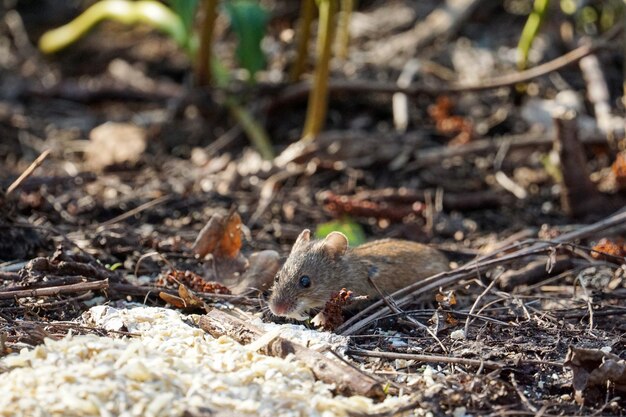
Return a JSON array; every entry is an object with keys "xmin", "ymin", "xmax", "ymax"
[{"xmin": 0, "ymin": 305, "xmax": 421, "ymax": 416}]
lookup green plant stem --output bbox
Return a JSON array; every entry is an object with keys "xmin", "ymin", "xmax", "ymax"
[
  {"xmin": 289, "ymin": 0, "xmax": 316, "ymax": 82},
  {"xmin": 226, "ymin": 98, "xmax": 274, "ymax": 160},
  {"xmin": 517, "ymin": 0, "xmax": 551, "ymax": 70},
  {"xmin": 302, "ymin": 0, "xmax": 338, "ymax": 142},
  {"xmin": 195, "ymin": 0, "xmax": 219, "ymax": 86},
  {"xmin": 336, "ymin": 0, "xmax": 353, "ymax": 60},
  {"xmin": 39, "ymin": 0, "xmax": 187, "ymax": 54}
]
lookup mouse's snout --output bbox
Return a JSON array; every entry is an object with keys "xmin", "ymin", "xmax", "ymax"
[
  {"xmin": 269, "ymin": 300, "xmax": 292, "ymax": 316},
  {"xmin": 269, "ymin": 298, "xmax": 309, "ymax": 321}
]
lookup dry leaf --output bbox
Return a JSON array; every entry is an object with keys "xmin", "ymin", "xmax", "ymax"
[
  {"xmin": 446, "ymin": 313, "xmax": 459, "ymax": 326},
  {"xmin": 178, "ymin": 284, "xmax": 206, "ymax": 309},
  {"xmin": 159, "ymin": 292, "xmax": 186, "ymax": 308},
  {"xmin": 216, "ymin": 212, "xmax": 242, "ymax": 259},
  {"xmin": 313, "ymin": 289, "xmax": 359, "ymax": 331},
  {"xmin": 591, "ymin": 238, "xmax": 625, "ymax": 259},
  {"xmin": 192, "ymin": 212, "xmax": 243, "ymax": 259},
  {"xmin": 161, "ymin": 269, "xmax": 232, "ymax": 295},
  {"xmin": 435, "ymin": 290, "xmax": 457, "ymax": 308},
  {"xmin": 428, "ymin": 96, "xmax": 473, "ymax": 146},
  {"xmin": 428, "ymin": 310, "xmax": 443, "ymax": 334},
  {"xmin": 611, "ymin": 152, "xmax": 626, "ymax": 188},
  {"xmin": 86, "ymin": 122, "xmax": 146, "ymax": 171},
  {"xmin": 192, "ymin": 214, "xmax": 225, "ymax": 257},
  {"xmin": 199, "ymin": 281, "xmax": 231, "ymax": 294},
  {"xmin": 564, "ymin": 346, "xmax": 626, "ymax": 404}
]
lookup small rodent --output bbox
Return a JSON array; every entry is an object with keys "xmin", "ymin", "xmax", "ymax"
[{"xmin": 268, "ymin": 229, "xmax": 450, "ymax": 320}]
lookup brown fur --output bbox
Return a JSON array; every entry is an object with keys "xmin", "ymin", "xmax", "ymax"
[{"xmin": 268, "ymin": 230, "xmax": 450, "ymax": 320}]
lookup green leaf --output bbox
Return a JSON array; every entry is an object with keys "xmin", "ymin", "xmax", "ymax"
[
  {"xmin": 106, "ymin": 262, "xmax": 123, "ymax": 271},
  {"xmin": 517, "ymin": 0, "xmax": 551, "ymax": 70},
  {"xmin": 168, "ymin": 0, "xmax": 199, "ymax": 37},
  {"xmin": 39, "ymin": 1, "xmax": 188, "ymax": 54},
  {"xmin": 315, "ymin": 218, "xmax": 366, "ymax": 246},
  {"xmin": 541, "ymin": 152, "xmax": 562, "ymax": 183},
  {"xmin": 224, "ymin": 0, "xmax": 268, "ymax": 78},
  {"xmin": 382, "ymin": 381, "xmax": 390, "ymax": 395}
]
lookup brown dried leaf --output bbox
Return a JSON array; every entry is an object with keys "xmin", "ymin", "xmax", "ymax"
[
  {"xmin": 159, "ymin": 292, "xmax": 186, "ymax": 308},
  {"xmin": 192, "ymin": 214, "xmax": 225, "ymax": 258},
  {"xmin": 161, "ymin": 269, "xmax": 232, "ymax": 295},
  {"xmin": 564, "ymin": 346, "xmax": 626, "ymax": 404},
  {"xmin": 178, "ymin": 284, "xmax": 206, "ymax": 308},
  {"xmin": 312, "ymin": 289, "xmax": 358, "ymax": 331},
  {"xmin": 321, "ymin": 191, "xmax": 424, "ymax": 222}
]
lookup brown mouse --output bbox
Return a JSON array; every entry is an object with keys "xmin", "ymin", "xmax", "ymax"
[{"xmin": 268, "ymin": 229, "xmax": 450, "ymax": 320}]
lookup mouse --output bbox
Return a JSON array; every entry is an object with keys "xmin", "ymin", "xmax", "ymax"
[{"xmin": 268, "ymin": 229, "xmax": 450, "ymax": 320}]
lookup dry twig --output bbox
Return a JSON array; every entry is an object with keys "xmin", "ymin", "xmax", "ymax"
[
  {"xmin": 198, "ymin": 309, "xmax": 385, "ymax": 399},
  {"xmin": 339, "ymin": 207, "xmax": 626, "ymax": 335},
  {"xmin": 0, "ymin": 279, "xmax": 108, "ymax": 300},
  {"xmin": 274, "ymin": 25, "xmax": 622, "ymax": 106},
  {"xmin": 6, "ymin": 149, "xmax": 51, "ymax": 196}
]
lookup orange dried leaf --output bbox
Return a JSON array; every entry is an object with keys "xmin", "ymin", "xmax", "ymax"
[
  {"xmin": 200, "ymin": 281, "xmax": 231, "ymax": 294},
  {"xmin": 435, "ymin": 290, "xmax": 457, "ymax": 307},
  {"xmin": 591, "ymin": 238, "xmax": 625, "ymax": 259},
  {"xmin": 448, "ymin": 292, "xmax": 457, "ymax": 306},
  {"xmin": 216, "ymin": 212, "xmax": 242, "ymax": 259},
  {"xmin": 611, "ymin": 152, "xmax": 626, "ymax": 187},
  {"xmin": 445, "ymin": 313, "xmax": 459, "ymax": 326},
  {"xmin": 428, "ymin": 96, "xmax": 473, "ymax": 145}
]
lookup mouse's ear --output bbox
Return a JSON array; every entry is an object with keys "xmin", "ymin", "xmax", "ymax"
[
  {"xmin": 292, "ymin": 229, "xmax": 311, "ymax": 252},
  {"xmin": 322, "ymin": 232, "xmax": 348, "ymax": 259}
]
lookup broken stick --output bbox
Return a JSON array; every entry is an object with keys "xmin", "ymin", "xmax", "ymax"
[{"xmin": 197, "ymin": 309, "xmax": 385, "ymax": 400}]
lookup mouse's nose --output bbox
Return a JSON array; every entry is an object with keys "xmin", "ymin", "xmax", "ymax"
[{"xmin": 269, "ymin": 301, "xmax": 291, "ymax": 316}]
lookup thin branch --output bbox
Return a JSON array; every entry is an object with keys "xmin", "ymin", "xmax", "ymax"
[
  {"xmin": 95, "ymin": 195, "xmax": 173, "ymax": 230},
  {"xmin": 346, "ymin": 348, "xmax": 504, "ymax": 370},
  {"xmin": 6, "ymin": 149, "xmax": 51, "ymax": 195},
  {"xmin": 368, "ymin": 276, "xmax": 448, "ymax": 353},
  {"xmin": 275, "ymin": 25, "xmax": 622, "ymax": 105},
  {"xmin": 339, "ymin": 207, "xmax": 626, "ymax": 335},
  {"xmin": 464, "ymin": 270, "xmax": 502, "ymax": 338},
  {"xmin": 0, "ymin": 279, "xmax": 108, "ymax": 300}
]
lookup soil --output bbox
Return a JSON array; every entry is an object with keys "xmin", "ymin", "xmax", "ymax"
[{"xmin": 1, "ymin": 0, "xmax": 625, "ymax": 415}]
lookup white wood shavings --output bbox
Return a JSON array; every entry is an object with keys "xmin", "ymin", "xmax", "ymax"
[
  {"xmin": 0, "ymin": 305, "xmax": 415, "ymax": 417},
  {"xmin": 251, "ymin": 318, "xmax": 350, "ymax": 352}
]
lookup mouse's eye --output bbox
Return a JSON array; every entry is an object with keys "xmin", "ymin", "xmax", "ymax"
[
  {"xmin": 299, "ymin": 275, "xmax": 311, "ymax": 288},
  {"xmin": 274, "ymin": 275, "xmax": 280, "ymax": 283}
]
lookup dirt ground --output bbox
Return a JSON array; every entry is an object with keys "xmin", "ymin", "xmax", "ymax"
[{"xmin": 1, "ymin": 0, "xmax": 625, "ymax": 415}]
